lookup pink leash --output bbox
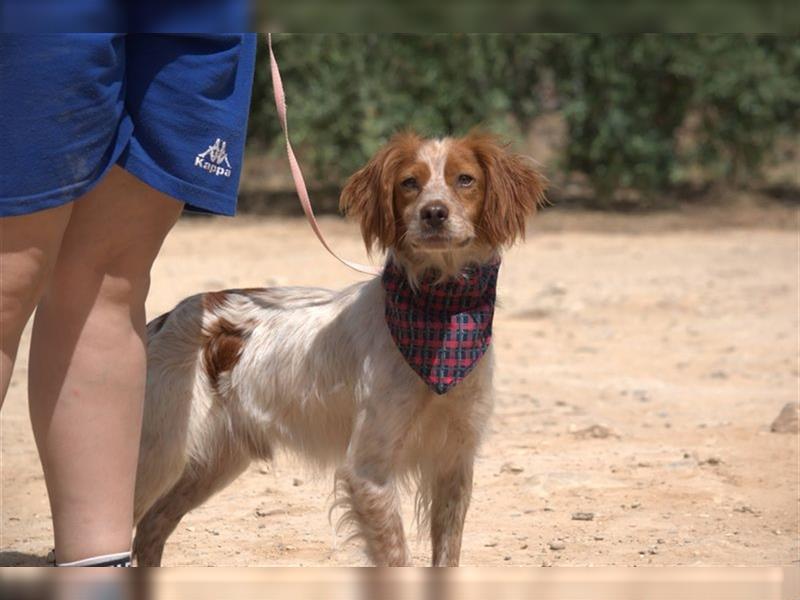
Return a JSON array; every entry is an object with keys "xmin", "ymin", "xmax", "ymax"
[{"xmin": 266, "ymin": 33, "xmax": 381, "ymax": 276}]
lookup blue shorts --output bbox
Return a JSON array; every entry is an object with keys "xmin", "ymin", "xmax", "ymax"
[{"xmin": 0, "ymin": 33, "xmax": 257, "ymax": 217}]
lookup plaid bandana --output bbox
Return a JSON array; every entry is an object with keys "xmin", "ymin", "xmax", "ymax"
[{"xmin": 382, "ymin": 258, "xmax": 500, "ymax": 395}]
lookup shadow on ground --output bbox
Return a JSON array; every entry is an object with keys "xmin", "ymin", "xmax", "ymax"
[{"xmin": 0, "ymin": 550, "xmax": 49, "ymax": 566}]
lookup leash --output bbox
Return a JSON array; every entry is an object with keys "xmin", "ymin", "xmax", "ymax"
[{"xmin": 266, "ymin": 33, "xmax": 381, "ymax": 276}]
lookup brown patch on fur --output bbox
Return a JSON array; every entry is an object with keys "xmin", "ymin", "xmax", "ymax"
[
  {"xmin": 444, "ymin": 142, "xmax": 487, "ymax": 226},
  {"xmin": 202, "ymin": 317, "xmax": 250, "ymax": 391},
  {"xmin": 147, "ymin": 311, "xmax": 171, "ymax": 335},
  {"xmin": 203, "ymin": 290, "xmax": 231, "ymax": 313},
  {"xmin": 340, "ymin": 132, "xmax": 423, "ymax": 252},
  {"xmin": 228, "ymin": 287, "xmax": 269, "ymax": 295},
  {"xmin": 460, "ymin": 132, "xmax": 547, "ymax": 246}
]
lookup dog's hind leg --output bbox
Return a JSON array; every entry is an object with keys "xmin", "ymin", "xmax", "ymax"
[{"xmin": 133, "ymin": 449, "xmax": 250, "ymax": 566}]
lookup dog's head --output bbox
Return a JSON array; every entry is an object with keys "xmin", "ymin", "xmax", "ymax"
[{"xmin": 340, "ymin": 132, "xmax": 546, "ymax": 268}]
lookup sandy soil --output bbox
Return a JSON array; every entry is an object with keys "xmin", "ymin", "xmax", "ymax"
[{"xmin": 1, "ymin": 205, "xmax": 798, "ymax": 567}]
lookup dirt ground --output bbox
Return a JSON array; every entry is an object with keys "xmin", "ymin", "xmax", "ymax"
[{"xmin": 1, "ymin": 203, "xmax": 798, "ymax": 567}]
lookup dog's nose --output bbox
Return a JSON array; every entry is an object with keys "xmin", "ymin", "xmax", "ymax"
[{"xmin": 420, "ymin": 202, "xmax": 449, "ymax": 228}]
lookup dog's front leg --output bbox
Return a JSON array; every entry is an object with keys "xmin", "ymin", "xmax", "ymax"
[
  {"xmin": 335, "ymin": 403, "xmax": 415, "ymax": 566},
  {"xmin": 430, "ymin": 458, "xmax": 474, "ymax": 566}
]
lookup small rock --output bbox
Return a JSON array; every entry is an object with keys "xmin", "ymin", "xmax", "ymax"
[
  {"xmin": 733, "ymin": 505, "xmax": 758, "ymax": 515},
  {"xmin": 504, "ymin": 555, "xmax": 512, "ymax": 561},
  {"xmin": 541, "ymin": 560, "xmax": 553, "ymax": 567},
  {"xmin": 700, "ymin": 457, "xmax": 721, "ymax": 466},
  {"xmin": 630, "ymin": 502, "xmax": 641, "ymax": 509},
  {"xmin": 593, "ymin": 535, "xmax": 604, "ymax": 541},
  {"xmin": 572, "ymin": 424, "xmax": 616, "ymax": 439},
  {"xmin": 46, "ymin": 549, "xmax": 56, "ymax": 564},
  {"xmin": 520, "ymin": 543, "xmax": 528, "ymax": 550},
  {"xmin": 549, "ymin": 541, "xmax": 566, "ymax": 551},
  {"xmin": 572, "ymin": 512, "xmax": 595, "ymax": 521},
  {"xmin": 292, "ymin": 478, "xmax": 303, "ymax": 487},
  {"xmin": 657, "ymin": 538, "xmax": 666, "ymax": 544},
  {"xmin": 259, "ymin": 466, "xmax": 270, "ymax": 475},
  {"xmin": 770, "ymin": 403, "xmax": 799, "ymax": 434},
  {"xmin": 648, "ymin": 547, "xmax": 658, "ymax": 555},
  {"xmin": 500, "ymin": 462, "xmax": 524, "ymax": 474},
  {"xmin": 484, "ymin": 541, "xmax": 498, "ymax": 547}
]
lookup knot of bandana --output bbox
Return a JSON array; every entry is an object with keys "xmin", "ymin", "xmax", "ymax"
[{"xmin": 382, "ymin": 258, "xmax": 500, "ymax": 394}]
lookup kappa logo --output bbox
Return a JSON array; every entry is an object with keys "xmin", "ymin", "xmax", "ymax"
[{"xmin": 195, "ymin": 138, "xmax": 233, "ymax": 177}]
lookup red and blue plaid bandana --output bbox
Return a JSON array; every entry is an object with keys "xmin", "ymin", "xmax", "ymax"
[{"xmin": 382, "ymin": 258, "xmax": 500, "ymax": 395}]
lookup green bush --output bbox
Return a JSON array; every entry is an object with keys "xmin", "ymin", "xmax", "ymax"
[
  {"xmin": 249, "ymin": 34, "xmax": 800, "ymax": 204},
  {"xmin": 675, "ymin": 35, "xmax": 800, "ymax": 184},
  {"xmin": 547, "ymin": 35, "xmax": 693, "ymax": 203}
]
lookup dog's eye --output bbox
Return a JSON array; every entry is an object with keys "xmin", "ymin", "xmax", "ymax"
[
  {"xmin": 457, "ymin": 174, "xmax": 475, "ymax": 187},
  {"xmin": 401, "ymin": 177, "xmax": 418, "ymax": 190}
]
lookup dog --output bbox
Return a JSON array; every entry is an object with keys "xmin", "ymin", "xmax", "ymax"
[{"xmin": 132, "ymin": 131, "xmax": 545, "ymax": 566}]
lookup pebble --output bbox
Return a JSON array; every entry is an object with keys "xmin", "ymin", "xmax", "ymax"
[
  {"xmin": 541, "ymin": 560, "xmax": 553, "ymax": 567},
  {"xmin": 292, "ymin": 478, "xmax": 303, "ymax": 487},
  {"xmin": 770, "ymin": 403, "xmax": 799, "ymax": 434},
  {"xmin": 572, "ymin": 424, "xmax": 615, "ymax": 439},
  {"xmin": 700, "ymin": 457, "xmax": 721, "ymax": 466},
  {"xmin": 520, "ymin": 543, "xmax": 528, "ymax": 550},
  {"xmin": 734, "ymin": 505, "xmax": 758, "ymax": 515},
  {"xmin": 657, "ymin": 538, "xmax": 666, "ymax": 544},
  {"xmin": 484, "ymin": 541, "xmax": 498, "ymax": 547},
  {"xmin": 504, "ymin": 556, "xmax": 512, "ymax": 561},
  {"xmin": 549, "ymin": 541, "xmax": 566, "ymax": 551},
  {"xmin": 572, "ymin": 512, "xmax": 595, "ymax": 521},
  {"xmin": 500, "ymin": 462, "xmax": 524, "ymax": 474}
]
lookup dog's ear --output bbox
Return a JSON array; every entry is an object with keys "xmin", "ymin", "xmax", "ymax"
[
  {"xmin": 466, "ymin": 132, "xmax": 547, "ymax": 246},
  {"xmin": 340, "ymin": 133, "xmax": 420, "ymax": 253}
]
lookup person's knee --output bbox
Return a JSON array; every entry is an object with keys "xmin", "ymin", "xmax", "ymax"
[
  {"xmin": 50, "ymin": 247, "xmax": 155, "ymax": 310},
  {"xmin": 0, "ymin": 249, "xmax": 54, "ymax": 339}
]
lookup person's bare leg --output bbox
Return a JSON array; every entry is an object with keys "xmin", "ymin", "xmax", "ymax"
[
  {"xmin": 1, "ymin": 204, "xmax": 72, "ymax": 407},
  {"xmin": 28, "ymin": 166, "xmax": 183, "ymax": 563}
]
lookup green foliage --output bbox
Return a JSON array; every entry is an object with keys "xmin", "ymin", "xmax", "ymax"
[
  {"xmin": 675, "ymin": 35, "xmax": 800, "ymax": 183},
  {"xmin": 249, "ymin": 34, "xmax": 800, "ymax": 203},
  {"xmin": 548, "ymin": 35, "xmax": 694, "ymax": 201}
]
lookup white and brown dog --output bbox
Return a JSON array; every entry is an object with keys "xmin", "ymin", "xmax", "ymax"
[{"xmin": 132, "ymin": 132, "xmax": 545, "ymax": 566}]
